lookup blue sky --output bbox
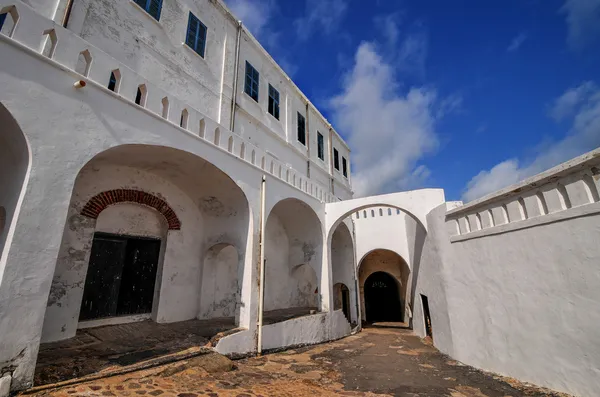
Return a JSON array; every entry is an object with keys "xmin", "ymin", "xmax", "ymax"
[{"xmin": 225, "ymin": 0, "xmax": 600, "ymax": 201}]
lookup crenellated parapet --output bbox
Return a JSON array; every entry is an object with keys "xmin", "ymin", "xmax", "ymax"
[
  {"xmin": 0, "ymin": 0, "xmax": 337, "ymax": 203},
  {"xmin": 446, "ymin": 148, "xmax": 600, "ymax": 241}
]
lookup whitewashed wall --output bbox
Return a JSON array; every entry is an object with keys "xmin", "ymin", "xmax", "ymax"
[{"xmin": 414, "ymin": 149, "xmax": 600, "ymax": 397}]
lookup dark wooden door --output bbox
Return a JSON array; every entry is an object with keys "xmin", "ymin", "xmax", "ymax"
[
  {"xmin": 79, "ymin": 233, "xmax": 160, "ymax": 321},
  {"xmin": 116, "ymin": 238, "xmax": 161, "ymax": 316},
  {"xmin": 79, "ymin": 236, "xmax": 127, "ymax": 321}
]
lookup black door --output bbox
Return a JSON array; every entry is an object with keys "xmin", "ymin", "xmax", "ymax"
[
  {"xmin": 80, "ymin": 236, "xmax": 127, "ymax": 320},
  {"xmin": 79, "ymin": 233, "xmax": 161, "ymax": 321},
  {"xmin": 117, "ymin": 238, "xmax": 161, "ymax": 316},
  {"xmin": 364, "ymin": 271, "xmax": 402, "ymax": 323}
]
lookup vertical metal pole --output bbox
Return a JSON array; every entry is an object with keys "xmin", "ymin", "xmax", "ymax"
[{"xmin": 257, "ymin": 175, "xmax": 267, "ymax": 354}]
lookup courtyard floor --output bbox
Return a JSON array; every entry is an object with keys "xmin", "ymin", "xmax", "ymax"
[{"xmin": 26, "ymin": 326, "xmax": 569, "ymax": 397}]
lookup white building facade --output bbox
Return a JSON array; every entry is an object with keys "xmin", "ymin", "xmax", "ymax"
[{"xmin": 0, "ymin": 1, "xmax": 599, "ymax": 397}]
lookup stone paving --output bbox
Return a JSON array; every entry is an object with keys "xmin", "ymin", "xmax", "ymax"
[{"xmin": 25, "ymin": 327, "xmax": 571, "ymax": 397}]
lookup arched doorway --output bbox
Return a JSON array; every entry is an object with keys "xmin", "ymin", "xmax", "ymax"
[
  {"xmin": 364, "ymin": 272, "xmax": 402, "ymax": 322},
  {"xmin": 41, "ymin": 144, "xmax": 250, "ymax": 343},
  {"xmin": 358, "ymin": 249, "xmax": 410, "ymax": 324},
  {"xmin": 264, "ymin": 198, "xmax": 322, "ymax": 315},
  {"xmin": 331, "ymin": 221, "xmax": 356, "ymax": 324}
]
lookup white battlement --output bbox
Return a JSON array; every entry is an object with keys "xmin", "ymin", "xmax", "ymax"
[
  {"xmin": 0, "ymin": 0, "xmax": 337, "ymax": 203},
  {"xmin": 446, "ymin": 147, "xmax": 600, "ymax": 240}
]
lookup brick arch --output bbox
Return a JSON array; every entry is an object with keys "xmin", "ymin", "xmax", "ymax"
[{"xmin": 81, "ymin": 189, "xmax": 181, "ymax": 230}]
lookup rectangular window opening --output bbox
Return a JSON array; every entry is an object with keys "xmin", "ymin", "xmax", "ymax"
[
  {"xmin": 268, "ymin": 84, "xmax": 280, "ymax": 120},
  {"xmin": 342, "ymin": 156, "xmax": 348, "ymax": 177},
  {"xmin": 185, "ymin": 12, "xmax": 207, "ymax": 58},
  {"xmin": 317, "ymin": 132, "xmax": 324, "ymax": 160},
  {"xmin": 297, "ymin": 112, "xmax": 306, "ymax": 145},
  {"xmin": 134, "ymin": 0, "xmax": 162, "ymax": 21},
  {"xmin": 244, "ymin": 61, "xmax": 259, "ymax": 102},
  {"xmin": 333, "ymin": 148, "xmax": 340, "ymax": 170}
]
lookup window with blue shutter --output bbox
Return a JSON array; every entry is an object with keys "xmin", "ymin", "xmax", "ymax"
[
  {"xmin": 185, "ymin": 13, "xmax": 207, "ymax": 58},
  {"xmin": 297, "ymin": 112, "xmax": 306, "ymax": 145},
  {"xmin": 133, "ymin": 0, "xmax": 162, "ymax": 21},
  {"xmin": 317, "ymin": 132, "xmax": 324, "ymax": 160},
  {"xmin": 0, "ymin": 13, "xmax": 6, "ymax": 31},
  {"xmin": 244, "ymin": 61, "xmax": 259, "ymax": 102},
  {"xmin": 334, "ymin": 148, "xmax": 340, "ymax": 170},
  {"xmin": 268, "ymin": 84, "xmax": 280, "ymax": 120}
]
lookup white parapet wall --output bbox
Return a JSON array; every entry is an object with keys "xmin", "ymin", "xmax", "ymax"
[
  {"xmin": 413, "ymin": 148, "xmax": 600, "ymax": 397},
  {"xmin": 214, "ymin": 310, "xmax": 351, "ymax": 356}
]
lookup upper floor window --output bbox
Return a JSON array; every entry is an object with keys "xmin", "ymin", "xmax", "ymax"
[
  {"xmin": 244, "ymin": 61, "xmax": 259, "ymax": 102},
  {"xmin": 333, "ymin": 148, "xmax": 340, "ymax": 170},
  {"xmin": 297, "ymin": 112, "xmax": 306, "ymax": 145},
  {"xmin": 133, "ymin": 0, "xmax": 162, "ymax": 21},
  {"xmin": 342, "ymin": 156, "xmax": 348, "ymax": 177},
  {"xmin": 185, "ymin": 13, "xmax": 207, "ymax": 58},
  {"xmin": 317, "ymin": 132, "xmax": 324, "ymax": 160},
  {"xmin": 268, "ymin": 84, "xmax": 280, "ymax": 120}
]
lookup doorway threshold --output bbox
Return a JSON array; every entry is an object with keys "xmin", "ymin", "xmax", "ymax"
[{"xmin": 78, "ymin": 313, "xmax": 151, "ymax": 329}]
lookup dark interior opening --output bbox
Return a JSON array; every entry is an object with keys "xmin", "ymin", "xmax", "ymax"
[
  {"xmin": 79, "ymin": 232, "xmax": 161, "ymax": 321},
  {"xmin": 421, "ymin": 294, "xmax": 433, "ymax": 339},
  {"xmin": 364, "ymin": 271, "xmax": 402, "ymax": 323}
]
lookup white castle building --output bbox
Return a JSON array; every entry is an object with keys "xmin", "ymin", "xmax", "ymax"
[{"xmin": 0, "ymin": 1, "xmax": 599, "ymax": 396}]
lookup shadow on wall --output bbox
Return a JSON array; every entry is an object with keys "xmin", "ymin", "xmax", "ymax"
[
  {"xmin": 408, "ymin": 220, "xmax": 427, "ymax": 327},
  {"xmin": 0, "ymin": 103, "xmax": 30, "ymax": 278}
]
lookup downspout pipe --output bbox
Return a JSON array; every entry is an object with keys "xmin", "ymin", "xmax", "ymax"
[
  {"xmin": 257, "ymin": 175, "xmax": 267, "ymax": 355},
  {"xmin": 62, "ymin": 0, "xmax": 74, "ymax": 27},
  {"xmin": 230, "ymin": 21, "xmax": 243, "ymax": 132},
  {"xmin": 305, "ymin": 102, "xmax": 310, "ymax": 177}
]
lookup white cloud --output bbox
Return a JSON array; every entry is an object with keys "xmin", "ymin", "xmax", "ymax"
[
  {"xmin": 375, "ymin": 14, "xmax": 428, "ymax": 77},
  {"xmin": 560, "ymin": 0, "xmax": 600, "ymax": 50},
  {"xmin": 330, "ymin": 42, "xmax": 454, "ymax": 197},
  {"xmin": 549, "ymin": 81, "xmax": 596, "ymax": 121},
  {"xmin": 226, "ymin": 0, "xmax": 274, "ymax": 37},
  {"xmin": 507, "ymin": 32, "xmax": 527, "ymax": 52},
  {"xmin": 462, "ymin": 81, "xmax": 600, "ymax": 202},
  {"xmin": 294, "ymin": 0, "xmax": 348, "ymax": 41}
]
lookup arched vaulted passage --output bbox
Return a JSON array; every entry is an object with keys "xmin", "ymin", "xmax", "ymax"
[
  {"xmin": 41, "ymin": 144, "xmax": 251, "ymax": 346},
  {"xmin": 264, "ymin": 198, "xmax": 323, "ymax": 314},
  {"xmin": 0, "ymin": 104, "xmax": 30, "ymax": 274},
  {"xmin": 358, "ymin": 249, "xmax": 410, "ymax": 323}
]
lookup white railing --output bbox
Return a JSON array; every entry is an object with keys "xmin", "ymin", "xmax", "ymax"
[
  {"xmin": 0, "ymin": 1, "xmax": 337, "ymax": 203},
  {"xmin": 446, "ymin": 148, "xmax": 600, "ymax": 238}
]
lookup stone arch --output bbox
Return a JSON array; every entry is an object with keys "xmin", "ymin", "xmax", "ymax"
[
  {"xmin": 264, "ymin": 197, "xmax": 323, "ymax": 313},
  {"xmin": 0, "ymin": 103, "xmax": 31, "ymax": 272},
  {"xmin": 42, "ymin": 144, "xmax": 251, "ymax": 345},
  {"xmin": 331, "ymin": 221, "xmax": 356, "ymax": 324},
  {"xmin": 81, "ymin": 189, "xmax": 181, "ymax": 230},
  {"xmin": 358, "ymin": 249, "xmax": 410, "ymax": 323},
  {"xmin": 199, "ymin": 243, "xmax": 241, "ymax": 320}
]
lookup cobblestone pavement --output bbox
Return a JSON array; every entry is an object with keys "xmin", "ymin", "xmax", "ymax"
[{"xmin": 25, "ymin": 327, "xmax": 570, "ymax": 397}]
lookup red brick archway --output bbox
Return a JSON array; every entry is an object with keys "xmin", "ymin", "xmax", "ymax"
[{"xmin": 81, "ymin": 189, "xmax": 181, "ymax": 230}]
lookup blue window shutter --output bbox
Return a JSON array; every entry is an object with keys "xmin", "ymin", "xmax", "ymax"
[
  {"xmin": 186, "ymin": 14, "xmax": 198, "ymax": 48},
  {"xmin": 0, "ymin": 13, "xmax": 6, "ymax": 31},
  {"xmin": 148, "ymin": 0, "xmax": 162, "ymax": 21},
  {"xmin": 134, "ymin": 0, "xmax": 146, "ymax": 10}
]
